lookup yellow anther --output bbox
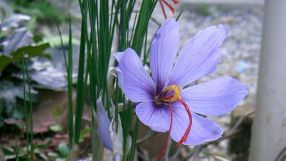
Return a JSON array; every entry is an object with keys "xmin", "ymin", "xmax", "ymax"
[{"xmin": 161, "ymin": 85, "xmax": 181, "ymax": 102}]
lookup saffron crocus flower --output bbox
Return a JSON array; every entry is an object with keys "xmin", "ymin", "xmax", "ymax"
[
  {"xmin": 114, "ymin": 19, "xmax": 247, "ymax": 147},
  {"xmin": 96, "ymin": 99, "xmax": 113, "ymax": 151},
  {"xmin": 96, "ymin": 99, "xmax": 122, "ymax": 161}
]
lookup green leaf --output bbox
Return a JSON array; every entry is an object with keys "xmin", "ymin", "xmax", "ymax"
[
  {"xmin": 0, "ymin": 55, "xmax": 11, "ymax": 72},
  {"xmin": 11, "ymin": 43, "xmax": 50, "ymax": 60},
  {"xmin": 49, "ymin": 124, "xmax": 63, "ymax": 132},
  {"xmin": 43, "ymin": 35, "xmax": 80, "ymax": 47},
  {"xmin": 214, "ymin": 155, "xmax": 230, "ymax": 161},
  {"xmin": 57, "ymin": 143, "xmax": 69, "ymax": 157},
  {"xmin": 79, "ymin": 127, "xmax": 91, "ymax": 143},
  {"xmin": 13, "ymin": 1, "xmax": 68, "ymax": 23},
  {"xmin": 0, "ymin": 43, "xmax": 50, "ymax": 72}
]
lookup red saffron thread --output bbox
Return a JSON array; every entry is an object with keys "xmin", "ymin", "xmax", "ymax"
[
  {"xmin": 159, "ymin": 0, "xmax": 167, "ymax": 19},
  {"xmin": 178, "ymin": 99, "xmax": 192, "ymax": 144},
  {"xmin": 161, "ymin": 0, "xmax": 176, "ymax": 14},
  {"xmin": 172, "ymin": 0, "xmax": 179, "ymax": 4}
]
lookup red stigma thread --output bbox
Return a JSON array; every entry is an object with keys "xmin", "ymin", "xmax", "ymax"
[
  {"xmin": 159, "ymin": 0, "xmax": 167, "ymax": 19},
  {"xmin": 172, "ymin": 0, "xmax": 179, "ymax": 4},
  {"xmin": 161, "ymin": 0, "xmax": 176, "ymax": 14},
  {"xmin": 159, "ymin": 0, "xmax": 176, "ymax": 19},
  {"xmin": 178, "ymin": 99, "xmax": 192, "ymax": 144}
]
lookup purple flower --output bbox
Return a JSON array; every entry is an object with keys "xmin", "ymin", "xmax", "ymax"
[
  {"xmin": 114, "ymin": 19, "xmax": 247, "ymax": 146},
  {"xmin": 96, "ymin": 99, "xmax": 113, "ymax": 151},
  {"xmin": 96, "ymin": 99, "xmax": 123, "ymax": 160}
]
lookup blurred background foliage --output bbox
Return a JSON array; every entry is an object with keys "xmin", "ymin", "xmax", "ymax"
[
  {"xmin": 12, "ymin": 0, "xmax": 69, "ymax": 23},
  {"xmin": 0, "ymin": 1, "xmax": 79, "ymax": 159}
]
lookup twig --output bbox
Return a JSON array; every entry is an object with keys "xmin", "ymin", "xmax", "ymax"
[
  {"xmin": 275, "ymin": 145, "xmax": 286, "ymax": 161},
  {"xmin": 150, "ymin": 17, "xmax": 161, "ymax": 26},
  {"xmin": 138, "ymin": 147, "xmax": 150, "ymax": 161},
  {"xmin": 164, "ymin": 137, "xmax": 172, "ymax": 160},
  {"xmin": 215, "ymin": 110, "xmax": 254, "ymax": 142},
  {"xmin": 182, "ymin": 145, "xmax": 205, "ymax": 161},
  {"xmin": 137, "ymin": 130, "xmax": 157, "ymax": 144},
  {"xmin": 170, "ymin": 146, "xmax": 181, "ymax": 161}
]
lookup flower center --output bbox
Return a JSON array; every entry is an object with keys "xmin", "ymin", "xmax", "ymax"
[
  {"xmin": 162, "ymin": 85, "xmax": 182, "ymax": 102},
  {"xmin": 154, "ymin": 85, "xmax": 182, "ymax": 105}
]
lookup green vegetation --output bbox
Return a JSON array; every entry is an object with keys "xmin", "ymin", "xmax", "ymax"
[{"xmin": 12, "ymin": 0, "xmax": 68, "ymax": 23}]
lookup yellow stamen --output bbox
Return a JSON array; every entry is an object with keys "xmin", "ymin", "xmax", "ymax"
[{"xmin": 161, "ymin": 85, "xmax": 181, "ymax": 102}]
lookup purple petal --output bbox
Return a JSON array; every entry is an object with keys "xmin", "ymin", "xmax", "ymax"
[
  {"xmin": 115, "ymin": 154, "xmax": 121, "ymax": 161},
  {"xmin": 182, "ymin": 76, "xmax": 248, "ymax": 116},
  {"xmin": 135, "ymin": 102, "xmax": 170, "ymax": 132},
  {"xmin": 169, "ymin": 25, "xmax": 227, "ymax": 87},
  {"xmin": 114, "ymin": 48, "xmax": 155, "ymax": 103},
  {"xmin": 170, "ymin": 102, "xmax": 223, "ymax": 145},
  {"xmin": 184, "ymin": 114, "xmax": 223, "ymax": 145},
  {"xmin": 150, "ymin": 19, "xmax": 179, "ymax": 92},
  {"xmin": 96, "ymin": 99, "xmax": 113, "ymax": 151}
]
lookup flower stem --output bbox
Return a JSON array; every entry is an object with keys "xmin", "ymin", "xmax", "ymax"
[{"xmin": 156, "ymin": 103, "xmax": 173, "ymax": 161}]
